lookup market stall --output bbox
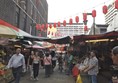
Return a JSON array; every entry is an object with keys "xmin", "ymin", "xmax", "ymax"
[{"xmin": 0, "ymin": 46, "xmax": 14, "ymax": 83}]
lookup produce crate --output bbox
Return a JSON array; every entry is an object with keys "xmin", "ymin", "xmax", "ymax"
[
  {"xmin": 0, "ymin": 75, "xmax": 6, "ymax": 83},
  {"xmin": 4, "ymin": 69, "xmax": 14, "ymax": 83}
]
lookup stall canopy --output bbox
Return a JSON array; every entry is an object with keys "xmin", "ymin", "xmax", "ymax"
[
  {"xmin": 22, "ymin": 36, "xmax": 71, "ymax": 44},
  {"xmin": 47, "ymin": 36, "xmax": 71, "ymax": 44},
  {"xmin": 74, "ymin": 31, "xmax": 118, "ymax": 41},
  {"xmin": 22, "ymin": 36, "xmax": 51, "ymax": 41},
  {"xmin": 0, "ymin": 38, "xmax": 9, "ymax": 45},
  {"xmin": 0, "ymin": 24, "xmax": 18, "ymax": 38},
  {"xmin": 0, "ymin": 19, "xmax": 31, "ymax": 38}
]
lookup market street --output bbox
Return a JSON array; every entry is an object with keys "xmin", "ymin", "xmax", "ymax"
[{"xmin": 20, "ymin": 68, "xmax": 75, "ymax": 83}]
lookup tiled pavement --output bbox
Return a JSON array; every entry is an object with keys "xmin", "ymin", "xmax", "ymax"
[{"xmin": 20, "ymin": 68, "xmax": 75, "ymax": 83}]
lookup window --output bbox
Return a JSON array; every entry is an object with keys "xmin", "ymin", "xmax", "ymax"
[
  {"xmin": 15, "ymin": 7, "xmax": 20, "ymax": 27},
  {"xmin": 16, "ymin": 0, "xmax": 19, "ymax": 4},
  {"xmin": 30, "ymin": 25, "xmax": 32, "ymax": 34},
  {"xmin": 22, "ymin": 14, "xmax": 27, "ymax": 31},
  {"xmin": 100, "ymin": 29, "xmax": 106, "ymax": 33},
  {"xmin": 20, "ymin": 0, "xmax": 27, "ymax": 11},
  {"xmin": 31, "ymin": 5, "xmax": 34, "ymax": 17}
]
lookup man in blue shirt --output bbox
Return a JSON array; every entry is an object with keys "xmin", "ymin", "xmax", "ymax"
[{"xmin": 7, "ymin": 48, "xmax": 26, "ymax": 83}]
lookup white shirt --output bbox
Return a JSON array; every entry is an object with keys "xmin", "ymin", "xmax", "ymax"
[
  {"xmin": 7, "ymin": 53, "xmax": 26, "ymax": 69},
  {"xmin": 88, "ymin": 56, "xmax": 98, "ymax": 75}
]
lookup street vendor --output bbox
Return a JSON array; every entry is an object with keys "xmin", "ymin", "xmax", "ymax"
[
  {"xmin": 111, "ymin": 46, "xmax": 118, "ymax": 83},
  {"xmin": 112, "ymin": 46, "xmax": 118, "ymax": 65}
]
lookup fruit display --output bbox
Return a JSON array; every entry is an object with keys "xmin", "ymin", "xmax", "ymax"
[
  {"xmin": 0, "ymin": 50, "xmax": 6, "ymax": 56},
  {"xmin": 0, "ymin": 62, "xmax": 14, "ymax": 82}
]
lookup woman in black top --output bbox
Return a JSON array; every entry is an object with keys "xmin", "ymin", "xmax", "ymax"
[{"xmin": 28, "ymin": 51, "xmax": 34, "ymax": 79}]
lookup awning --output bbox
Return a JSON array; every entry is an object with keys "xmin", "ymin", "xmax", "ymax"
[
  {"xmin": 47, "ymin": 36, "xmax": 71, "ymax": 44},
  {"xmin": 0, "ymin": 19, "xmax": 31, "ymax": 38},
  {"xmin": 0, "ymin": 38, "xmax": 9, "ymax": 45},
  {"xmin": 73, "ymin": 31, "xmax": 118, "ymax": 41},
  {"xmin": 24, "ymin": 44, "xmax": 44, "ymax": 49},
  {"xmin": 0, "ymin": 25, "xmax": 17, "ymax": 38},
  {"xmin": 22, "ymin": 36, "xmax": 71, "ymax": 44}
]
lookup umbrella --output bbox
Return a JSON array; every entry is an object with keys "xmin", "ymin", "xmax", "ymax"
[
  {"xmin": 24, "ymin": 44, "xmax": 44, "ymax": 49},
  {"xmin": 0, "ymin": 25, "xmax": 17, "ymax": 38},
  {"xmin": 0, "ymin": 19, "xmax": 31, "ymax": 38},
  {"xmin": 32, "ymin": 44, "xmax": 44, "ymax": 49}
]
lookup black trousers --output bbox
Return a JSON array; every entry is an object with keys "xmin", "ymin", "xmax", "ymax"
[
  {"xmin": 41, "ymin": 60, "xmax": 44, "ymax": 67},
  {"xmin": 12, "ymin": 66, "xmax": 22, "ymax": 83},
  {"xmin": 52, "ymin": 60, "xmax": 56, "ymax": 69},
  {"xmin": 45, "ymin": 65, "xmax": 51, "ymax": 77},
  {"xmin": 33, "ymin": 63, "xmax": 39, "ymax": 78}
]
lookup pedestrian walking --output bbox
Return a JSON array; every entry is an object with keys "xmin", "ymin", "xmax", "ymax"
[
  {"xmin": 27, "ymin": 51, "xmax": 34, "ymax": 79},
  {"xmin": 63, "ymin": 52, "xmax": 69, "ymax": 73},
  {"xmin": 67, "ymin": 52, "xmax": 73, "ymax": 75},
  {"xmin": 44, "ymin": 52, "xmax": 52, "ymax": 78},
  {"xmin": 51, "ymin": 51, "xmax": 57, "ymax": 72},
  {"xmin": 32, "ymin": 51, "xmax": 40, "ymax": 80},
  {"xmin": 6, "ymin": 48, "xmax": 26, "ymax": 83},
  {"xmin": 58, "ymin": 53, "xmax": 63, "ymax": 72}
]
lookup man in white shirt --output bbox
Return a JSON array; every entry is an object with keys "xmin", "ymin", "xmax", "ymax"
[
  {"xmin": 84, "ymin": 50, "xmax": 98, "ymax": 83},
  {"xmin": 7, "ymin": 48, "xmax": 26, "ymax": 83}
]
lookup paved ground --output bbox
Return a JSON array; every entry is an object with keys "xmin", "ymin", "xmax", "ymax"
[{"xmin": 20, "ymin": 67, "xmax": 75, "ymax": 83}]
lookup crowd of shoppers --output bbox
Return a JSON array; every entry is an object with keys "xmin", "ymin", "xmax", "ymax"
[{"xmin": 5, "ymin": 45, "xmax": 118, "ymax": 83}]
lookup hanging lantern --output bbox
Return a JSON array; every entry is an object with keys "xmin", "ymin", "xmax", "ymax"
[
  {"xmin": 52, "ymin": 32, "xmax": 53, "ymax": 35},
  {"xmin": 103, "ymin": 5, "xmax": 108, "ymax": 14},
  {"xmin": 92, "ymin": 10, "xmax": 96, "ymax": 18},
  {"xmin": 115, "ymin": 0, "xmax": 118, "ymax": 9},
  {"xmin": 58, "ymin": 21, "xmax": 61, "ymax": 27},
  {"xmin": 41, "ymin": 24, "xmax": 44, "ymax": 29},
  {"xmin": 63, "ymin": 20, "xmax": 66, "ymax": 26},
  {"xmin": 48, "ymin": 31, "xmax": 50, "ymax": 35},
  {"xmin": 46, "ymin": 24, "xmax": 48, "ymax": 28},
  {"xmin": 84, "ymin": 25, "xmax": 88, "ymax": 31},
  {"xmin": 55, "ymin": 33, "xmax": 57, "ymax": 37},
  {"xmin": 41, "ymin": 24, "xmax": 44, "ymax": 31},
  {"xmin": 44, "ymin": 29, "xmax": 46, "ymax": 33},
  {"xmin": 69, "ymin": 18, "xmax": 73, "ymax": 25},
  {"xmin": 38, "ymin": 34, "xmax": 41, "ymax": 37},
  {"xmin": 53, "ymin": 23, "xmax": 57, "ymax": 28},
  {"xmin": 36, "ymin": 24, "xmax": 40, "ymax": 30},
  {"xmin": 75, "ymin": 16, "xmax": 79, "ymax": 23},
  {"xmin": 49, "ymin": 24, "xmax": 52, "ymax": 28},
  {"xmin": 83, "ymin": 13, "xmax": 87, "ymax": 21}
]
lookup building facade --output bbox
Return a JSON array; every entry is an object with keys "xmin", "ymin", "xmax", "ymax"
[
  {"xmin": 105, "ymin": 1, "xmax": 118, "ymax": 25},
  {"xmin": 0, "ymin": 0, "xmax": 48, "ymax": 36},
  {"xmin": 47, "ymin": 23, "xmax": 85, "ymax": 38},
  {"xmin": 107, "ymin": 12, "xmax": 118, "ymax": 32}
]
